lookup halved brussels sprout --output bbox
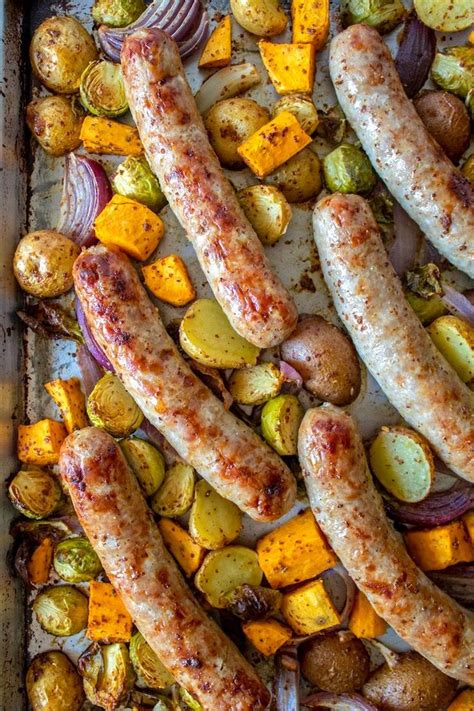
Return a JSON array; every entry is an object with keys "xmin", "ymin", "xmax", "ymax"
[
  {"xmin": 467, "ymin": 89, "xmax": 474, "ymax": 121},
  {"xmin": 80, "ymin": 60, "xmax": 128, "ymax": 117},
  {"xmin": 92, "ymin": 0, "xmax": 146, "ymax": 27},
  {"xmin": 26, "ymin": 651, "xmax": 84, "ymax": 711},
  {"xmin": 112, "ymin": 156, "xmax": 167, "ymax": 212},
  {"xmin": 33, "ymin": 585, "xmax": 89, "ymax": 636},
  {"xmin": 237, "ymin": 185, "xmax": 292, "ymax": 246},
  {"xmin": 224, "ymin": 583, "xmax": 282, "ymax": 621},
  {"xmin": 8, "ymin": 468, "xmax": 63, "ymax": 519},
  {"xmin": 431, "ymin": 47, "xmax": 474, "ymax": 99},
  {"xmin": 87, "ymin": 373, "xmax": 143, "ymax": 438},
  {"xmin": 79, "ymin": 642, "xmax": 136, "ymax": 709},
  {"xmin": 261, "ymin": 394, "xmax": 304, "ymax": 456},
  {"xmin": 54, "ymin": 536, "xmax": 102, "ymax": 583},
  {"xmin": 195, "ymin": 546, "xmax": 263, "ymax": 608},
  {"xmin": 178, "ymin": 687, "xmax": 203, "ymax": 711},
  {"xmin": 130, "ymin": 632, "xmax": 175, "ymax": 689},
  {"xmin": 323, "ymin": 144, "xmax": 376, "ymax": 194},
  {"xmin": 228, "ymin": 362, "xmax": 283, "ymax": 405},
  {"xmin": 461, "ymin": 154, "xmax": 474, "ymax": 183},
  {"xmin": 342, "ymin": 0, "xmax": 406, "ymax": 33},
  {"xmin": 120, "ymin": 437, "xmax": 166, "ymax": 496},
  {"xmin": 273, "ymin": 95, "xmax": 319, "ymax": 135},
  {"xmin": 189, "ymin": 479, "xmax": 242, "ymax": 550},
  {"xmin": 151, "ymin": 462, "xmax": 195, "ymax": 517}
]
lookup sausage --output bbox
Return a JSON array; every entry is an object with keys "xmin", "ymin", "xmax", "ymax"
[
  {"xmin": 60, "ymin": 427, "xmax": 271, "ymax": 710},
  {"xmin": 73, "ymin": 245, "xmax": 296, "ymax": 521},
  {"xmin": 298, "ymin": 405, "xmax": 474, "ymax": 684},
  {"xmin": 329, "ymin": 24, "xmax": 474, "ymax": 278},
  {"xmin": 120, "ymin": 28, "xmax": 297, "ymax": 348},
  {"xmin": 313, "ymin": 193, "xmax": 474, "ymax": 482}
]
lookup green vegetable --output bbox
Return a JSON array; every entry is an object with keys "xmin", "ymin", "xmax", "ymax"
[
  {"xmin": 431, "ymin": 47, "xmax": 474, "ymax": 99},
  {"xmin": 33, "ymin": 585, "xmax": 88, "ymax": 636},
  {"xmin": 228, "ymin": 362, "xmax": 283, "ymax": 405},
  {"xmin": 120, "ymin": 436, "xmax": 166, "ymax": 496},
  {"xmin": 405, "ymin": 290, "xmax": 447, "ymax": 325},
  {"xmin": 461, "ymin": 153, "xmax": 474, "ymax": 183},
  {"xmin": 261, "ymin": 394, "xmax": 304, "ymax": 456},
  {"xmin": 54, "ymin": 536, "xmax": 102, "ymax": 583},
  {"xmin": 112, "ymin": 156, "xmax": 167, "ymax": 212},
  {"xmin": 342, "ymin": 0, "xmax": 406, "ymax": 33},
  {"xmin": 17, "ymin": 300, "xmax": 83, "ymax": 343},
  {"xmin": 323, "ymin": 144, "xmax": 376, "ymax": 194},
  {"xmin": 150, "ymin": 462, "xmax": 195, "ymax": 518},
  {"xmin": 406, "ymin": 264, "xmax": 443, "ymax": 299},
  {"xmin": 129, "ymin": 632, "xmax": 175, "ymax": 689},
  {"xmin": 179, "ymin": 687, "xmax": 203, "ymax": 711},
  {"xmin": 87, "ymin": 373, "xmax": 143, "ymax": 438},
  {"xmin": 26, "ymin": 651, "xmax": 84, "ymax": 711},
  {"xmin": 224, "ymin": 583, "xmax": 282, "ymax": 621},
  {"xmin": 8, "ymin": 468, "xmax": 63, "ymax": 519},
  {"xmin": 79, "ymin": 642, "xmax": 136, "ymax": 709},
  {"xmin": 467, "ymin": 89, "xmax": 474, "ymax": 120},
  {"xmin": 315, "ymin": 105, "xmax": 347, "ymax": 144},
  {"xmin": 80, "ymin": 60, "xmax": 128, "ymax": 117},
  {"xmin": 92, "ymin": 0, "xmax": 146, "ymax": 27}
]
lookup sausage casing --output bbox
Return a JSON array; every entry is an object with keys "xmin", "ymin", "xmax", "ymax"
[
  {"xmin": 60, "ymin": 427, "xmax": 271, "ymax": 710},
  {"xmin": 313, "ymin": 193, "xmax": 474, "ymax": 482},
  {"xmin": 330, "ymin": 24, "xmax": 474, "ymax": 278},
  {"xmin": 73, "ymin": 245, "xmax": 296, "ymax": 521},
  {"xmin": 298, "ymin": 405, "xmax": 474, "ymax": 684},
  {"xmin": 121, "ymin": 28, "xmax": 297, "ymax": 348}
]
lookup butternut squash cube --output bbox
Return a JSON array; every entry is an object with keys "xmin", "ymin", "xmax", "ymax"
[
  {"xmin": 94, "ymin": 194, "xmax": 164, "ymax": 261},
  {"xmin": 17, "ymin": 419, "xmax": 68, "ymax": 466},
  {"xmin": 87, "ymin": 581, "xmax": 133, "ymax": 643},
  {"xmin": 199, "ymin": 16, "xmax": 232, "ymax": 68},
  {"xmin": 158, "ymin": 518, "xmax": 206, "ymax": 576},
  {"xmin": 448, "ymin": 689, "xmax": 474, "ymax": 711},
  {"xmin": 349, "ymin": 590, "xmax": 387, "ymax": 639},
  {"xmin": 237, "ymin": 111, "xmax": 312, "ymax": 178},
  {"xmin": 463, "ymin": 510, "xmax": 474, "ymax": 545},
  {"xmin": 242, "ymin": 618, "xmax": 292, "ymax": 656},
  {"xmin": 405, "ymin": 521, "xmax": 473, "ymax": 571},
  {"xmin": 27, "ymin": 537, "xmax": 54, "ymax": 586},
  {"xmin": 291, "ymin": 0, "xmax": 329, "ymax": 50},
  {"xmin": 80, "ymin": 116, "xmax": 143, "ymax": 155},
  {"xmin": 258, "ymin": 41, "xmax": 316, "ymax": 94},
  {"xmin": 281, "ymin": 578, "xmax": 340, "ymax": 635},
  {"xmin": 257, "ymin": 508, "xmax": 337, "ymax": 588},
  {"xmin": 45, "ymin": 378, "xmax": 88, "ymax": 434},
  {"xmin": 142, "ymin": 254, "xmax": 196, "ymax": 307}
]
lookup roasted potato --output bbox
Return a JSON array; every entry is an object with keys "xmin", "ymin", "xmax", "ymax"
[
  {"xmin": 189, "ymin": 479, "xmax": 242, "ymax": 550},
  {"xmin": 363, "ymin": 651, "xmax": 458, "ymax": 711},
  {"xmin": 13, "ymin": 230, "xmax": 80, "ymax": 298},
  {"xmin": 26, "ymin": 96, "xmax": 83, "ymax": 157},
  {"xmin": 204, "ymin": 98, "xmax": 270, "ymax": 168},
  {"xmin": 414, "ymin": 91, "xmax": 471, "ymax": 162},
  {"xmin": 30, "ymin": 16, "xmax": 98, "ymax": 94},
  {"xmin": 265, "ymin": 148, "xmax": 322, "ymax": 203},
  {"xmin": 280, "ymin": 316, "xmax": 361, "ymax": 405},
  {"xmin": 26, "ymin": 651, "xmax": 84, "ymax": 711},
  {"xmin": 300, "ymin": 631, "xmax": 370, "ymax": 692},
  {"xmin": 230, "ymin": 0, "xmax": 288, "ymax": 37},
  {"xmin": 195, "ymin": 546, "xmax": 263, "ymax": 608},
  {"xmin": 428, "ymin": 315, "xmax": 474, "ymax": 388},
  {"xmin": 272, "ymin": 94, "xmax": 319, "ymax": 135},
  {"xmin": 414, "ymin": 0, "xmax": 473, "ymax": 31}
]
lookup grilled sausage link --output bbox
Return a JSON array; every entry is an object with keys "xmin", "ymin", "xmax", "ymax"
[
  {"xmin": 121, "ymin": 28, "xmax": 297, "ymax": 348},
  {"xmin": 330, "ymin": 24, "xmax": 474, "ymax": 278},
  {"xmin": 313, "ymin": 193, "xmax": 474, "ymax": 482},
  {"xmin": 60, "ymin": 428, "xmax": 271, "ymax": 710},
  {"xmin": 298, "ymin": 405, "xmax": 474, "ymax": 684},
  {"xmin": 73, "ymin": 245, "xmax": 296, "ymax": 521}
]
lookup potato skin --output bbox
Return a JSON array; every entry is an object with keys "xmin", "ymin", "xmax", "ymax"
[
  {"xmin": 280, "ymin": 315, "xmax": 361, "ymax": 405},
  {"xmin": 230, "ymin": 0, "xmax": 288, "ymax": 37},
  {"xmin": 300, "ymin": 631, "xmax": 370, "ymax": 692},
  {"xmin": 26, "ymin": 96, "xmax": 83, "ymax": 157},
  {"xmin": 30, "ymin": 16, "xmax": 98, "ymax": 94},
  {"xmin": 204, "ymin": 98, "xmax": 270, "ymax": 168},
  {"xmin": 266, "ymin": 148, "xmax": 322, "ymax": 203},
  {"xmin": 14, "ymin": 231, "xmax": 80, "ymax": 298},
  {"xmin": 363, "ymin": 651, "xmax": 458, "ymax": 711},
  {"xmin": 414, "ymin": 91, "xmax": 471, "ymax": 162}
]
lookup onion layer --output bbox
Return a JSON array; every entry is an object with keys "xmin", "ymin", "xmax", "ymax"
[
  {"xmin": 441, "ymin": 284, "xmax": 474, "ymax": 326},
  {"xmin": 195, "ymin": 63, "xmax": 261, "ymax": 115},
  {"xmin": 395, "ymin": 13, "xmax": 436, "ymax": 99},
  {"xmin": 75, "ymin": 300, "xmax": 114, "ymax": 372},
  {"xmin": 429, "ymin": 563, "xmax": 474, "ymax": 608},
  {"xmin": 388, "ymin": 201, "xmax": 421, "ymax": 276},
  {"xmin": 303, "ymin": 691, "xmax": 378, "ymax": 710},
  {"xmin": 274, "ymin": 650, "xmax": 299, "ymax": 711},
  {"xmin": 385, "ymin": 480, "xmax": 474, "ymax": 527}
]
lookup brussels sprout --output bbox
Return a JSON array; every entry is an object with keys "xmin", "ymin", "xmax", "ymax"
[
  {"xmin": 405, "ymin": 290, "xmax": 447, "ymax": 325},
  {"xmin": 54, "ymin": 536, "xmax": 102, "ymax": 583},
  {"xmin": 130, "ymin": 632, "xmax": 175, "ymax": 689},
  {"xmin": 26, "ymin": 651, "xmax": 84, "ymax": 711},
  {"xmin": 316, "ymin": 105, "xmax": 347, "ymax": 145},
  {"xmin": 120, "ymin": 437, "xmax": 166, "ymax": 496},
  {"xmin": 33, "ymin": 585, "xmax": 88, "ymax": 636},
  {"xmin": 79, "ymin": 642, "xmax": 136, "ymax": 709},
  {"xmin": 178, "ymin": 687, "xmax": 203, "ymax": 711},
  {"xmin": 342, "ymin": 0, "xmax": 406, "ymax": 33},
  {"xmin": 92, "ymin": 0, "xmax": 146, "ymax": 27},
  {"xmin": 224, "ymin": 583, "xmax": 282, "ymax": 621},
  {"xmin": 323, "ymin": 144, "xmax": 376, "ymax": 194},
  {"xmin": 80, "ymin": 60, "xmax": 128, "ymax": 117},
  {"xmin": 461, "ymin": 154, "xmax": 474, "ymax": 183},
  {"xmin": 87, "ymin": 373, "xmax": 143, "ymax": 437},
  {"xmin": 112, "ymin": 156, "xmax": 167, "ymax": 212},
  {"xmin": 406, "ymin": 263, "xmax": 442, "ymax": 299},
  {"xmin": 431, "ymin": 47, "xmax": 474, "ymax": 99},
  {"xmin": 228, "ymin": 362, "xmax": 283, "ymax": 405},
  {"xmin": 272, "ymin": 95, "xmax": 319, "ymax": 135},
  {"xmin": 8, "ymin": 468, "xmax": 63, "ymax": 519},
  {"xmin": 261, "ymin": 394, "xmax": 304, "ymax": 456},
  {"xmin": 151, "ymin": 462, "xmax": 195, "ymax": 518}
]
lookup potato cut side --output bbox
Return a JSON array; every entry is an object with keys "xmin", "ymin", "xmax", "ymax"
[
  {"xmin": 189, "ymin": 479, "xmax": 242, "ymax": 550},
  {"xmin": 369, "ymin": 426, "xmax": 434, "ymax": 503},
  {"xmin": 228, "ymin": 362, "xmax": 283, "ymax": 405},
  {"xmin": 150, "ymin": 462, "xmax": 195, "ymax": 518},
  {"xmin": 428, "ymin": 315, "xmax": 474, "ymax": 388},
  {"xmin": 195, "ymin": 546, "xmax": 263, "ymax": 608},
  {"xmin": 414, "ymin": 0, "xmax": 473, "ymax": 31},
  {"xmin": 238, "ymin": 185, "xmax": 292, "ymax": 245}
]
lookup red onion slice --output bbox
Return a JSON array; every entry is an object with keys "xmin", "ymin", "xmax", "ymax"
[
  {"xmin": 274, "ymin": 650, "xmax": 299, "ymax": 711},
  {"xmin": 303, "ymin": 691, "xmax": 378, "ymax": 710},
  {"xmin": 395, "ymin": 13, "xmax": 436, "ymax": 99},
  {"xmin": 179, "ymin": 10, "xmax": 209, "ymax": 59},
  {"xmin": 57, "ymin": 153, "xmax": 112, "ymax": 248},
  {"xmin": 280, "ymin": 360, "xmax": 304, "ymax": 391},
  {"xmin": 77, "ymin": 344, "xmax": 104, "ymax": 397},
  {"xmin": 76, "ymin": 299, "xmax": 114, "ymax": 372},
  {"xmin": 429, "ymin": 563, "xmax": 474, "ymax": 608},
  {"xmin": 388, "ymin": 201, "xmax": 421, "ymax": 276},
  {"xmin": 441, "ymin": 284, "xmax": 474, "ymax": 326},
  {"xmin": 385, "ymin": 480, "xmax": 474, "ymax": 527}
]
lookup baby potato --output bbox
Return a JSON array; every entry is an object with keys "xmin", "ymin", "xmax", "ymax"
[
  {"xmin": 300, "ymin": 631, "xmax": 370, "ymax": 692},
  {"xmin": 280, "ymin": 316, "xmax": 361, "ymax": 405},
  {"xmin": 205, "ymin": 98, "xmax": 270, "ymax": 168},
  {"xmin": 230, "ymin": 0, "xmax": 287, "ymax": 37},
  {"xmin": 195, "ymin": 546, "xmax": 263, "ymax": 608},
  {"xmin": 428, "ymin": 315, "xmax": 474, "ymax": 387},
  {"xmin": 30, "ymin": 16, "xmax": 98, "ymax": 94},
  {"xmin": 414, "ymin": 91, "xmax": 471, "ymax": 162},
  {"xmin": 13, "ymin": 230, "xmax": 80, "ymax": 298},
  {"xmin": 189, "ymin": 479, "xmax": 242, "ymax": 550},
  {"xmin": 26, "ymin": 96, "xmax": 83, "ymax": 157},
  {"xmin": 265, "ymin": 148, "xmax": 322, "ymax": 203}
]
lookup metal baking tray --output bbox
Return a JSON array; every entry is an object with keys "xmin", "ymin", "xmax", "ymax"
[{"xmin": 1, "ymin": 0, "xmax": 471, "ymax": 707}]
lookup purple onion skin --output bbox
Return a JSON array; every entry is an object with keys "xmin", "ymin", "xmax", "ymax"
[
  {"xmin": 385, "ymin": 481, "xmax": 474, "ymax": 527},
  {"xmin": 303, "ymin": 691, "xmax": 378, "ymax": 710},
  {"xmin": 395, "ymin": 13, "xmax": 436, "ymax": 99},
  {"xmin": 75, "ymin": 299, "xmax": 114, "ymax": 372},
  {"xmin": 429, "ymin": 563, "xmax": 474, "ymax": 609}
]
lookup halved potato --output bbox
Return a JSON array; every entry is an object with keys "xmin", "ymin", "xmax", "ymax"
[
  {"xmin": 427, "ymin": 315, "xmax": 474, "ymax": 388},
  {"xmin": 238, "ymin": 185, "xmax": 292, "ymax": 245},
  {"xmin": 414, "ymin": 0, "xmax": 473, "ymax": 31},
  {"xmin": 369, "ymin": 427, "xmax": 435, "ymax": 503},
  {"xmin": 151, "ymin": 462, "xmax": 195, "ymax": 517},
  {"xmin": 189, "ymin": 480, "xmax": 242, "ymax": 550},
  {"xmin": 179, "ymin": 299, "xmax": 260, "ymax": 369},
  {"xmin": 228, "ymin": 362, "xmax": 283, "ymax": 405},
  {"xmin": 230, "ymin": 0, "xmax": 288, "ymax": 37},
  {"xmin": 195, "ymin": 546, "xmax": 263, "ymax": 608},
  {"xmin": 261, "ymin": 394, "xmax": 304, "ymax": 456}
]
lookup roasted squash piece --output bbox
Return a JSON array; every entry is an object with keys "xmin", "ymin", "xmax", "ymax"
[
  {"xmin": 258, "ymin": 41, "xmax": 316, "ymax": 94},
  {"xmin": 448, "ymin": 689, "xmax": 474, "ymax": 711},
  {"xmin": 242, "ymin": 619, "xmax": 292, "ymax": 656},
  {"xmin": 158, "ymin": 518, "xmax": 206, "ymax": 576},
  {"xmin": 405, "ymin": 521, "xmax": 473, "ymax": 571},
  {"xmin": 27, "ymin": 537, "xmax": 54, "ymax": 586},
  {"xmin": 87, "ymin": 581, "xmax": 133, "ymax": 643},
  {"xmin": 17, "ymin": 419, "xmax": 68, "ymax": 466},
  {"xmin": 142, "ymin": 254, "xmax": 195, "ymax": 307},
  {"xmin": 199, "ymin": 16, "xmax": 232, "ymax": 68},
  {"xmin": 80, "ymin": 116, "xmax": 143, "ymax": 155},
  {"xmin": 349, "ymin": 590, "xmax": 387, "ymax": 639},
  {"xmin": 291, "ymin": 0, "xmax": 330, "ymax": 49},
  {"xmin": 45, "ymin": 378, "xmax": 89, "ymax": 434},
  {"xmin": 281, "ymin": 578, "xmax": 340, "ymax": 634}
]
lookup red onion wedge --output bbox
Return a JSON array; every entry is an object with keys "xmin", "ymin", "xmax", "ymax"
[
  {"xmin": 303, "ymin": 691, "xmax": 378, "ymax": 710},
  {"xmin": 280, "ymin": 360, "xmax": 303, "ymax": 393},
  {"xmin": 274, "ymin": 650, "xmax": 300, "ymax": 711},
  {"xmin": 395, "ymin": 13, "xmax": 436, "ymax": 99},
  {"xmin": 429, "ymin": 563, "xmax": 474, "ymax": 609},
  {"xmin": 441, "ymin": 284, "xmax": 474, "ymax": 326},
  {"xmin": 385, "ymin": 480, "xmax": 474, "ymax": 527},
  {"xmin": 57, "ymin": 153, "xmax": 112, "ymax": 248},
  {"xmin": 76, "ymin": 344, "xmax": 104, "ymax": 397},
  {"xmin": 75, "ymin": 300, "xmax": 114, "ymax": 372},
  {"xmin": 388, "ymin": 201, "xmax": 421, "ymax": 277}
]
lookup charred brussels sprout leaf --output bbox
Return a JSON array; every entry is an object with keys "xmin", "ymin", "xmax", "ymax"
[
  {"xmin": 431, "ymin": 47, "xmax": 474, "ymax": 99},
  {"xmin": 342, "ymin": 0, "xmax": 406, "ymax": 33},
  {"xmin": 17, "ymin": 301, "xmax": 84, "ymax": 343},
  {"xmin": 129, "ymin": 632, "xmax": 175, "ymax": 689},
  {"xmin": 54, "ymin": 536, "xmax": 102, "ymax": 583},
  {"xmin": 405, "ymin": 290, "xmax": 448, "ymax": 325},
  {"xmin": 26, "ymin": 651, "xmax": 84, "ymax": 711},
  {"xmin": 33, "ymin": 585, "xmax": 89, "ymax": 636},
  {"xmin": 323, "ymin": 144, "xmax": 376, "ymax": 194},
  {"xmin": 178, "ymin": 687, "xmax": 204, "ymax": 711},
  {"xmin": 80, "ymin": 60, "xmax": 128, "ymax": 117},
  {"xmin": 316, "ymin": 105, "xmax": 347, "ymax": 145},
  {"xmin": 8, "ymin": 468, "xmax": 63, "ymax": 519},
  {"xmin": 225, "ymin": 584, "xmax": 282, "ymax": 621},
  {"xmin": 79, "ymin": 642, "xmax": 136, "ymax": 709},
  {"xmin": 120, "ymin": 437, "xmax": 166, "ymax": 496},
  {"xmin": 87, "ymin": 373, "xmax": 143, "ymax": 437},
  {"xmin": 406, "ymin": 263, "xmax": 443, "ymax": 299},
  {"xmin": 92, "ymin": 0, "xmax": 146, "ymax": 27},
  {"xmin": 112, "ymin": 156, "xmax": 167, "ymax": 212}
]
